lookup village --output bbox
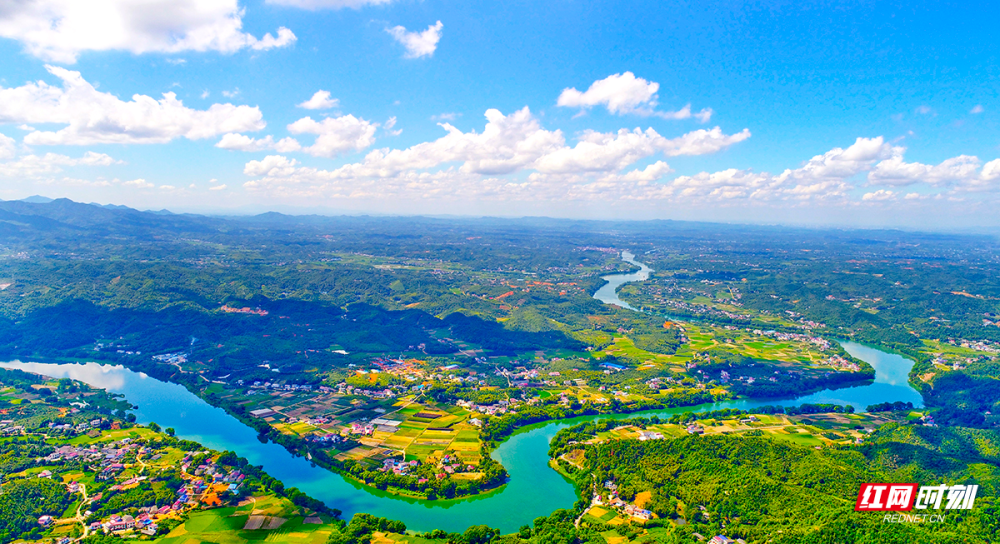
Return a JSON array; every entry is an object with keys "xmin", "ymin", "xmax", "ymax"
[{"xmin": 28, "ymin": 433, "xmax": 256, "ymax": 540}]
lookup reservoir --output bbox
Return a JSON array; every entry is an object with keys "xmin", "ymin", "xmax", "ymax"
[{"xmin": 0, "ymin": 254, "xmax": 923, "ymax": 533}]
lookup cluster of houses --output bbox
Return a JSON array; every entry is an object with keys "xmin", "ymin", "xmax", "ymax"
[
  {"xmin": 438, "ymin": 454, "xmax": 475, "ymax": 475},
  {"xmin": 593, "ymin": 480, "xmax": 653, "ymax": 521},
  {"xmin": 306, "ymin": 432, "xmax": 345, "ymax": 444},
  {"xmin": 247, "ymin": 380, "xmax": 315, "ymax": 392},
  {"xmin": 821, "ymin": 355, "xmax": 861, "ymax": 372},
  {"xmin": 92, "ymin": 512, "xmax": 159, "ymax": 536},
  {"xmin": 751, "ymin": 329, "xmax": 832, "ymax": 351},
  {"xmin": 0, "ymin": 419, "xmax": 26, "ymax": 436},
  {"xmin": 94, "ymin": 342, "xmax": 141, "ymax": 356},
  {"xmin": 219, "ymin": 304, "xmax": 269, "ymax": 316},
  {"xmin": 189, "ymin": 459, "xmax": 246, "ymax": 490},
  {"xmin": 380, "ymin": 458, "xmax": 419, "ymax": 475},
  {"xmin": 647, "ymin": 295, "xmax": 747, "ymax": 321},
  {"xmin": 152, "ymin": 352, "xmax": 188, "ymax": 365},
  {"xmin": 36, "ymin": 438, "xmax": 137, "ymax": 480},
  {"xmin": 705, "ymin": 536, "xmax": 745, "ymax": 544},
  {"xmin": 686, "ymin": 423, "xmax": 705, "ymax": 434},
  {"xmin": 44, "ymin": 417, "xmax": 106, "ymax": 436},
  {"xmin": 455, "ymin": 398, "xmax": 520, "ymax": 416}
]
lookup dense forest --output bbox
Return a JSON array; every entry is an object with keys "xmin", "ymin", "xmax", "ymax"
[{"xmin": 558, "ymin": 426, "xmax": 999, "ymax": 543}]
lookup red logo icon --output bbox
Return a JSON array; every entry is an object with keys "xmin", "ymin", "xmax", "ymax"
[{"xmin": 855, "ymin": 483, "xmax": 918, "ymax": 511}]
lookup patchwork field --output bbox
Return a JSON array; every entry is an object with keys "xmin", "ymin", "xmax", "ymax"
[
  {"xmin": 329, "ymin": 399, "xmax": 483, "ymax": 466},
  {"xmin": 158, "ymin": 496, "xmax": 336, "ymax": 544}
]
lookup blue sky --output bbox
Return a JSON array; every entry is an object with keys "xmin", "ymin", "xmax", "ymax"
[{"xmin": 0, "ymin": 0, "xmax": 998, "ymax": 227}]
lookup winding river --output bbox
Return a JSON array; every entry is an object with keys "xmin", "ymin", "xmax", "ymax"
[{"xmin": 0, "ymin": 252, "xmax": 923, "ymax": 533}]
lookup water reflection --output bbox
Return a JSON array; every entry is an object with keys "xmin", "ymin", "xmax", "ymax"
[{"xmin": 4, "ymin": 360, "xmax": 128, "ymax": 390}]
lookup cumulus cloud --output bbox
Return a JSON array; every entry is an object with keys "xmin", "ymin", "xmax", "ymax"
[
  {"xmin": 0, "ymin": 134, "xmax": 16, "ymax": 159},
  {"xmin": 241, "ymin": 107, "xmax": 751, "ymax": 201},
  {"xmin": 862, "ymin": 189, "xmax": 895, "ymax": 201},
  {"xmin": 0, "ymin": 0, "xmax": 295, "ymax": 64},
  {"xmin": 208, "ymin": 184, "xmax": 228, "ymax": 191},
  {"xmin": 0, "ymin": 65, "xmax": 266, "ymax": 145},
  {"xmin": 297, "ymin": 90, "xmax": 339, "ymax": 110},
  {"xmin": 238, "ymin": 129, "xmax": 1000, "ymax": 208},
  {"xmin": 534, "ymin": 126, "xmax": 749, "ymax": 174},
  {"xmin": 557, "ymin": 72, "xmax": 658, "ymax": 115},
  {"xmin": 0, "ymin": 151, "xmax": 119, "ymax": 178},
  {"xmin": 266, "ymin": 0, "xmax": 394, "ymax": 8},
  {"xmin": 557, "ymin": 72, "xmax": 712, "ymax": 121},
  {"xmin": 324, "ymin": 107, "xmax": 565, "ymax": 177},
  {"xmin": 868, "ymin": 154, "xmax": 980, "ymax": 186},
  {"xmin": 287, "ymin": 115, "xmax": 378, "ymax": 157},
  {"xmin": 776, "ymin": 137, "xmax": 896, "ymax": 186},
  {"xmin": 970, "ymin": 105, "xmax": 985, "ymax": 114},
  {"xmin": 123, "ymin": 178, "xmax": 154, "ymax": 188},
  {"xmin": 664, "ymin": 138, "xmax": 1000, "ymax": 203},
  {"xmin": 216, "ymin": 133, "xmax": 302, "ymax": 152},
  {"xmin": 385, "ymin": 21, "xmax": 443, "ymax": 59}
]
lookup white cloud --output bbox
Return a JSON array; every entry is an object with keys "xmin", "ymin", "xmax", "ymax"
[
  {"xmin": 287, "ymin": 115, "xmax": 378, "ymax": 157},
  {"xmin": 222, "ymin": 88, "xmax": 240, "ymax": 98},
  {"xmin": 776, "ymin": 137, "xmax": 896, "ymax": 185},
  {"xmin": 970, "ymin": 105, "xmax": 985, "ymax": 114},
  {"xmin": 557, "ymin": 72, "xmax": 712, "ymax": 121},
  {"xmin": 665, "ymin": 139, "xmax": 1000, "ymax": 203},
  {"xmin": 862, "ymin": 189, "xmax": 895, "ymax": 201},
  {"xmin": 244, "ymin": 154, "xmax": 300, "ymax": 177},
  {"xmin": 0, "ymin": 65, "xmax": 266, "ymax": 145},
  {"xmin": 654, "ymin": 104, "xmax": 714, "ymax": 123},
  {"xmin": 982, "ymin": 159, "xmax": 1000, "ymax": 181},
  {"xmin": 383, "ymin": 116, "xmax": 402, "ymax": 136},
  {"xmin": 237, "ymin": 127, "xmax": 1000, "ymax": 210},
  {"xmin": 0, "ymin": 151, "xmax": 119, "ymax": 178},
  {"xmin": 0, "ymin": 0, "xmax": 296, "ymax": 64},
  {"xmin": 124, "ymin": 178, "xmax": 154, "ymax": 188},
  {"xmin": 557, "ymin": 72, "xmax": 657, "ymax": 115},
  {"xmin": 297, "ymin": 90, "xmax": 339, "ymax": 110},
  {"xmin": 915, "ymin": 105, "xmax": 934, "ymax": 115},
  {"xmin": 331, "ymin": 107, "xmax": 565, "ymax": 177},
  {"xmin": 266, "ymin": 0, "xmax": 394, "ymax": 8},
  {"xmin": 868, "ymin": 154, "xmax": 980, "ymax": 186},
  {"xmin": 0, "ymin": 134, "xmax": 15, "ymax": 159},
  {"xmin": 533, "ymin": 126, "xmax": 749, "ymax": 174},
  {"xmin": 216, "ymin": 133, "xmax": 302, "ymax": 152},
  {"xmin": 165, "ymin": 58, "xmax": 187, "ymax": 65},
  {"xmin": 385, "ymin": 21, "xmax": 442, "ymax": 59},
  {"xmin": 241, "ymin": 107, "xmax": 751, "ymax": 201},
  {"xmin": 431, "ymin": 113, "xmax": 460, "ymax": 121},
  {"xmin": 208, "ymin": 184, "xmax": 228, "ymax": 191}
]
